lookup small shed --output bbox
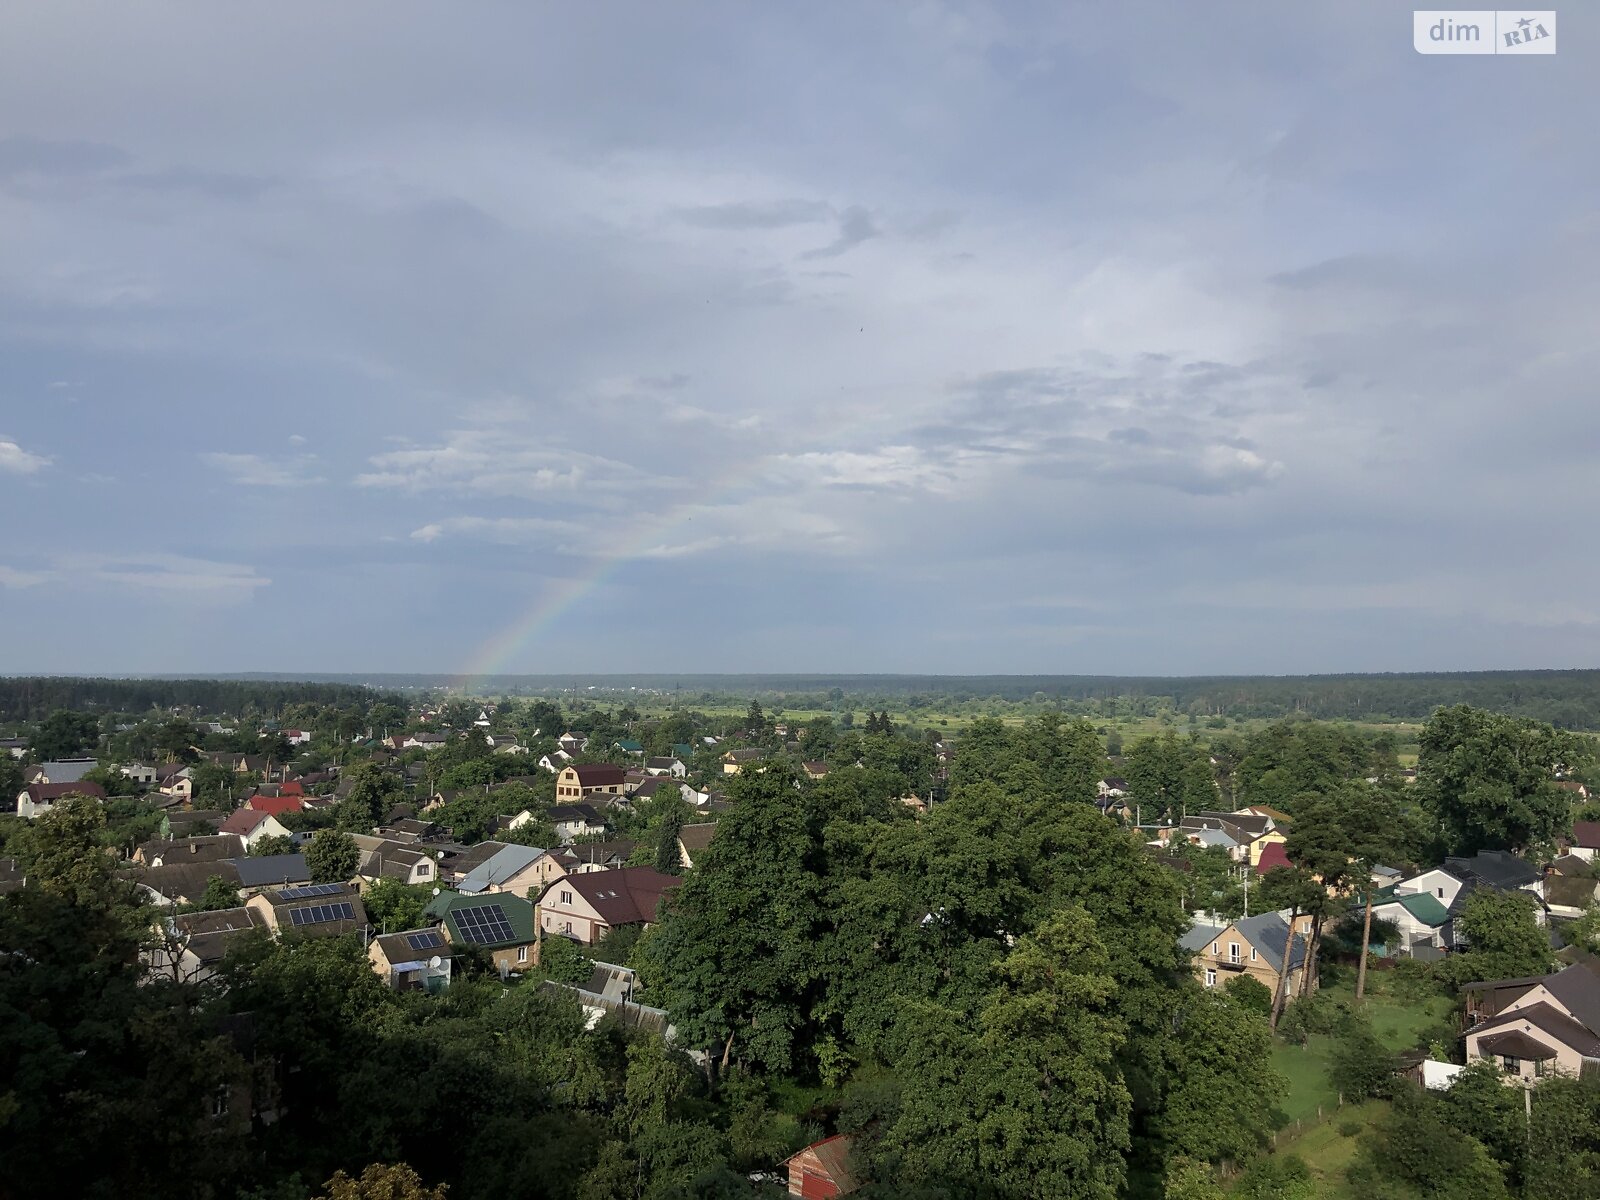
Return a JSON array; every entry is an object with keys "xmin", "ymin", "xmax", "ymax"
[{"xmin": 783, "ymin": 1133, "xmax": 860, "ymax": 1198}]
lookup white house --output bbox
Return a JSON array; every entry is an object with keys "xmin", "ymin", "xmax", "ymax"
[{"xmin": 218, "ymin": 807, "xmax": 292, "ymax": 852}]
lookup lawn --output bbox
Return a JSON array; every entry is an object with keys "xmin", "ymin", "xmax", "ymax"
[{"xmin": 1249, "ymin": 1100, "xmax": 1387, "ymax": 1198}]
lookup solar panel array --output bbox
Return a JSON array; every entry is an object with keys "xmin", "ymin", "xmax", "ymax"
[
  {"xmin": 287, "ymin": 902, "xmax": 355, "ymax": 927},
  {"xmin": 453, "ymin": 903, "xmax": 515, "ymax": 945},
  {"xmin": 406, "ymin": 929, "xmax": 445, "ymax": 951},
  {"xmin": 278, "ymin": 883, "xmax": 344, "ymax": 901}
]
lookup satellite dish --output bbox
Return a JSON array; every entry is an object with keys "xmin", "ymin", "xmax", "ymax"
[
  {"xmin": 429, "ymin": 955, "xmax": 443, "ymax": 969},
  {"xmin": 432, "ymin": 887, "xmax": 441, "ymax": 896}
]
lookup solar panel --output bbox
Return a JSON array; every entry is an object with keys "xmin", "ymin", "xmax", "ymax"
[
  {"xmin": 406, "ymin": 929, "xmax": 444, "ymax": 951},
  {"xmin": 454, "ymin": 903, "xmax": 515, "ymax": 945},
  {"xmin": 288, "ymin": 902, "xmax": 355, "ymax": 926},
  {"xmin": 278, "ymin": 883, "xmax": 344, "ymax": 900}
]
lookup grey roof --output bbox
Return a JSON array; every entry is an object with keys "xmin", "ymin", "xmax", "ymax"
[
  {"xmin": 1236, "ymin": 912, "xmax": 1310, "ymax": 973},
  {"xmin": 34, "ymin": 759, "xmax": 99, "ymax": 783},
  {"xmin": 458, "ymin": 843, "xmax": 545, "ymax": 894},
  {"xmin": 1542, "ymin": 961, "xmax": 1600, "ymax": 1036},
  {"xmin": 227, "ymin": 853, "xmax": 310, "ymax": 888},
  {"xmin": 1180, "ymin": 919, "xmax": 1228, "ymax": 952},
  {"xmin": 1445, "ymin": 851, "xmax": 1540, "ymax": 891}
]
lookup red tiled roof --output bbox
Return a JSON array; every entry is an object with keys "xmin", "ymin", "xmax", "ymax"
[
  {"xmin": 1256, "ymin": 842, "xmax": 1292, "ymax": 874},
  {"xmin": 220, "ymin": 809, "xmax": 271, "ymax": 835},
  {"xmin": 246, "ymin": 795, "xmax": 304, "ymax": 817}
]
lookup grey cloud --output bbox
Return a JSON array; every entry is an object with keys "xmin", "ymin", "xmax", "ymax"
[
  {"xmin": 121, "ymin": 165, "xmax": 276, "ymax": 201},
  {"xmin": 673, "ymin": 198, "xmax": 832, "ymax": 229},
  {"xmin": 0, "ymin": 135, "xmax": 130, "ymax": 176},
  {"xmin": 801, "ymin": 205, "xmax": 879, "ymax": 259}
]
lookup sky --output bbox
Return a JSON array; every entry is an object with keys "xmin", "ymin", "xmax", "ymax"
[{"xmin": 1, "ymin": 2, "xmax": 1597, "ymax": 677}]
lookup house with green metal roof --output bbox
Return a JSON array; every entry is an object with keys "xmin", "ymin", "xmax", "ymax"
[
  {"xmin": 613, "ymin": 739, "xmax": 644, "ymax": 756},
  {"xmin": 425, "ymin": 890, "xmax": 538, "ymax": 976},
  {"xmin": 1370, "ymin": 888, "xmax": 1451, "ymax": 958}
]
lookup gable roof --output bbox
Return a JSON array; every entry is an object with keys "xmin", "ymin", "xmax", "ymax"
[
  {"xmin": 564, "ymin": 763, "xmax": 625, "ymax": 787},
  {"xmin": 784, "ymin": 1135, "xmax": 860, "ymax": 1193},
  {"xmin": 258, "ymin": 882, "xmax": 368, "ymax": 935},
  {"xmin": 1472, "ymin": 999, "xmax": 1600, "ymax": 1058},
  {"xmin": 1255, "ymin": 842, "xmax": 1292, "ymax": 874},
  {"xmin": 433, "ymin": 891, "xmax": 536, "ymax": 949},
  {"xmin": 245, "ymin": 794, "xmax": 304, "ymax": 817},
  {"xmin": 32, "ymin": 759, "xmax": 99, "ymax": 783},
  {"xmin": 220, "ymin": 808, "xmax": 273, "ymax": 836},
  {"xmin": 549, "ymin": 803, "xmax": 603, "ymax": 823},
  {"xmin": 1444, "ymin": 850, "xmax": 1540, "ymax": 891},
  {"xmin": 138, "ymin": 834, "xmax": 246, "ymax": 864},
  {"xmin": 1573, "ymin": 822, "xmax": 1600, "ymax": 851},
  {"xmin": 1234, "ymin": 912, "xmax": 1310, "ymax": 974},
  {"xmin": 1546, "ymin": 875, "xmax": 1600, "ymax": 912},
  {"xmin": 174, "ymin": 906, "xmax": 267, "ymax": 963},
  {"xmin": 561, "ymin": 867, "xmax": 682, "ymax": 927},
  {"xmin": 228, "ymin": 853, "xmax": 311, "ymax": 889},
  {"xmin": 1374, "ymin": 890, "xmax": 1451, "ymax": 927},
  {"xmin": 677, "ymin": 823, "xmax": 718, "ymax": 854},
  {"xmin": 459, "ymin": 844, "xmax": 546, "ymax": 894},
  {"xmin": 373, "ymin": 927, "xmax": 456, "ymax": 966},
  {"xmin": 21, "ymin": 781, "xmax": 107, "ymax": 804}
]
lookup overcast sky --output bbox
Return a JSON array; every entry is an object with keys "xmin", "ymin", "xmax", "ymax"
[{"xmin": 1, "ymin": 3, "xmax": 1596, "ymax": 677}]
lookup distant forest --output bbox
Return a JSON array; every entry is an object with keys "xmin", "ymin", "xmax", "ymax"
[
  {"xmin": 8, "ymin": 669, "xmax": 1600, "ymax": 729},
  {"xmin": 0, "ymin": 677, "xmax": 397, "ymax": 724}
]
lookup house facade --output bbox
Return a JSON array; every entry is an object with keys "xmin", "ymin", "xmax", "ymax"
[
  {"xmin": 556, "ymin": 763, "xmax": 626, "ymax": 800},
  {"xmin": 537, "ymin": 866, "xmax": 681, "ymax": 945},
  {"xmin": 1181, "ymin": 910, "xmax": 1316, "ymax": 997}
]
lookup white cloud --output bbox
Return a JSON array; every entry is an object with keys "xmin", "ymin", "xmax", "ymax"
[
  {"xmin": 0, "ymin": 438, "xmax": 50, "ymax": 474},
  {"xmin": 201, "ymin": 451, "xmax": 321, "ymax": 487}
]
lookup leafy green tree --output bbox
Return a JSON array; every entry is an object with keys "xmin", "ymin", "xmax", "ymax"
[
  {"xmin": 335, "ymin": 764, "xmax": 404, "ymax": 833},
  {"xmin": 307, "ymin": 829, "xmax": 360, "ymax": 884},
  {"xmin": 250, "ymin": 833, "xmax": 295, "ymax": 858},
  {"xmin": 1163, "ymin": 1157, "xmax": 1226, "ymax": 1200},
  {"xmin": 655, "ymin": 805, "xmax": 685, "ymax": 875},
  {"xmin": 879, "ymin": 907, "xmax": 1131, "ymax": 1200},
  {"xmin": 362, "ymin": 877, "xmax": 433, "ymax": 932},
  {"xmin": 1353, "ymin": 1088, "xmax": 1509, "ymax": 1199},
  {"xmin": 1329, "ymin": 1013, "xmax": 1396, "ymax": 1101},
  {"xmin": 1158, "ymin": 989, "xmax": 1284, "ymax": 1164},
  {"xmin": 537, "ymin": 933, "xmax": 591, "ymax": 984},
  {"xmin": 1418, "ymin": 705, "xmax": 1579, "ymax": 854},
  {"xmin": 1222, "ymin": 973, "xmax": 1274, "ymax": 1018},
  {"xmin": 31, "ymin": 708, "xmax": 101, "ymax": 760},
  {"xmin": 1442, "ymin": 889, "xmax": 1552, "ymax": 985},
  {"xmin": 316, "ymin": 1163, "xmax": 448, "ymax": 1200},
  {"xmin": 188, "ymin": 874, "xmax": 243, "ymax": 912}
]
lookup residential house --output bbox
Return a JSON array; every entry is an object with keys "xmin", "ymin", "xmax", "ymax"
[
  {"xmin": 368, "ymin": 927, "xmax": 455, "ymax": 993},
  {"xmin": 614, "ymin": 740, "xmax": 645, "ymax": 757},
  {"xmin": 1461, "ymin": 959, "xmax": 1600, "ymax": 1084},
  {"xmin": 644, "ymin": 756, "xmax": 686, "ymax": 778},
  {"xmin": 119, "ymin": 762, "xmax": 159, "ymax": 785},
  {"xmin": 542, "ymin": 962, "xmax": 677, "ymax": 1037},
  {"xmin": 26, "ymin": 758, "xmax": 99, "ymax": 785},
  {"xmin": 900, "ymin": 794, "xmax": 929, "ymax": 816},
  {"xmin": 555, "ymin": 763, "xmax": 626, "ymax": 800},
  {"xmin": 536, "ymin": 866, "xmax": 681, "ymax": 945},
  {"xmin": 246, "ymin": 882, "xmax": 369, "ymax": 939},
  {"xmin": 1445, "ymin": 851, "xmax": 1544, "ymax": 904},
  {"xmin": 146, "ymin": 907, "xmax": 267, "ymax": 984},
  {"xmin": 376, "ymin": 817, "xmax": 439, "ymax": 843},
  {"xmin": 1180, "ymin": 910, "xmax": 1316, "ymax": 996},
  {"xmin": 802, "ymin": 761, "xmax": 830, "ymax": 781},
  {"xmin": 457, "ymin": 843, "xmax": 558, "ymax": 897},
  {"xmin": 0, "ymin": 737, "xmax": 28, "ymax": 759},
  {"xmin": 538, "ymin": 750, "xmax": 573, "ymax": 773},
  {"xmin": 439, "ymin": 840, "xmax": 512, "ymax": 887},
  {"xmin": 783, "ymin": 1134, "xmax": 861, "ymax": 1198},
  {"xmin": 1368, "ymin": 889, "xmax": 1452, "ymax": 957},
  {"xmin": 558, "ymin": 733, "xmax": 590, "ymax": 754},
  {"xmin": 1097, "ymin": 777, "xmax": 1128, "ymax": 799},
  {"xmin": 722, "ymin": 748, "xmax": 767, "ymax": 775},
  {"xmin": 131, "ymin": 861, "xmax": 244, "ymax": 908},
  {"xmin": 17, "ymin": 780, "xmax": 107, "ymax": 819},
  {"xmin": 491, "ymin": 810, "xmax": 538, "ymax": 837},
  {"xmin": 284, "ymin": 729, "xmax": 313, "ymax": 746},
  {"xmin": 135, "ymin": 834, "xmax": 246, "ymax": 867},
  {"xmin": 1185, "ymin": 811, "xmax": 1286, "ymax": 868},
  {"xmin": 561, "ymin": 839, "xmax": 637, "ymax": 874},
  {"xmin": 1239, "ymin": 804, "xmax": 1292, "ymax": 824},
  {"xmin": 219, "ymin": 808, "xmax": 292, "ymax": 852},
  {"xmin": 670, "ymin": 743, "xmax": 695, "ymax": 762},
  {"xmin": 1545, "ymin": 875, "xmax": 1600, "ymax": 920},
  {"xmin": 228, "ymin": 853, "xmax": 312, "ymax": 894},
  {"xmin": 491, "ymin": 739, "xmax": 529, "ymax": 756},
  {"xmin": 1254, "ymin": 842, "xmax": 1292, "ymax": 875},
  {"xmin": 427, "ymin": 891, "xmax": 539, "ymax": 974},
  {"xmin": 159, "ymin": 770, "xmax": 195, "ymax": 801},
  {"xmin": 676, "ymin": 822, "xmax": 717, "ymax": 869},
  {"xmin": 1556, "ymin": 780, "xmax": 1592, "ymax": 802},
  {"xmin": 351, "ymin": 835, "xmax": 439, "ymax": 886},
  {"xmin": 549, "ymin": 804, "xmax": 608, "ymax": 844},
  {"xmin": 1568, "ymin": 822, "xmax": 1600, "ymax": 864}
]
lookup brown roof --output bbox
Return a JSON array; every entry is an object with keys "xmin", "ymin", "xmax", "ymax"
[
  {"xmin": 220, "ymin": 809, "xmax": 272, "ymax": 836},
  {"xmin": 1573, "ymin": 821, "xmax": 1600, "ymax": 850},
  {"xmin": 677, "ymin": 823, "xmax": 718, "ymax": 853},
  {"xmin": 568, "ymin": 763, "xmax": 625, "ymax": 787},
  {"xmin": 22, "ymin": 781, "xmax": 107, "ymax": 803},
  {"xmin": 563, "ymin": 867, "xmax": 682, "ymax": 927},
  {"xmin": 1473, "ymin": 1000, "xmax": 1600, "ymax": 1058},
  {"xmin": 784, "ymin": 1135, "xmax": 860, "ymax": 1193},
  {"xmin": 174, "ymin": 906, "xmax": 266, "ymax": 963},
  {"xmin": 137, "ymin": 834, "xmax": 246, "ymax": 865},
  {"xmin": 134, "ymin": 861, "xmax": 243, "ymax": 903}
]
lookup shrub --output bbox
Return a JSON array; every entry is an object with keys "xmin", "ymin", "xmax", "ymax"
[{"xmin": 1338, "ymin": 1119, "xmax": 1363, "ymax": 1137}]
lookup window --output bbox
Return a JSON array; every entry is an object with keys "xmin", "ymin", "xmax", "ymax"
[
  {"xmin": 564, "ymin": 920, "xmax": 572, "ymax": 933},
  {"xmin": 1250, "ymin": 947, "xmax": 1258, "ymax": 961},
  {"xmin": 560, "ymin": 890, "xmax": 572, "ymax": 904},
  {"xmin": 1205, "ymin": 969, "xmax": 1217, "ymax": 988},
  {"xmin": 210, "ymin": 1087, "xmax": 230, "ymax": 1119},
  {"xmin": 1228, "ymin": 942, "xmax": 1241, "ymax": 965},
  {"xmin": 517, "ymin": 945, "xmax": 528, "ymax": 963},
  {"xmin": 1437, "ymin": 887, "xmax": 1444, "ymax": 898},
  {"xmin": 1502, "ymin": 1055, "xmax": 1522, "ymax": 1075},
  {"xmin": 1534, "ymin": 1058, "xmax": 1548, "ymax": 1078},
  {"xmin": 1212, "ymin": 941, "xmax": 1219, "ymax": 954}
]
